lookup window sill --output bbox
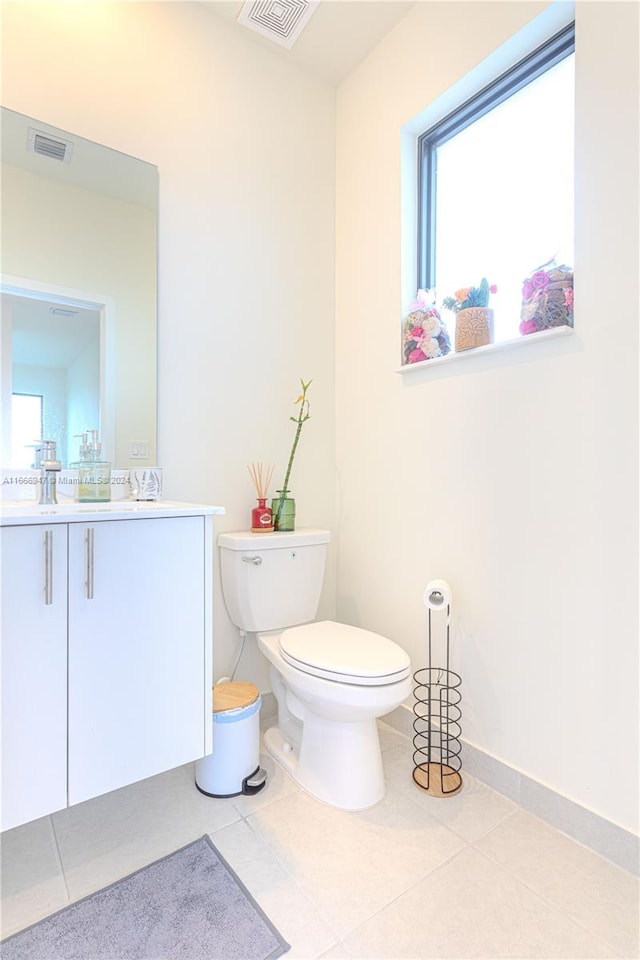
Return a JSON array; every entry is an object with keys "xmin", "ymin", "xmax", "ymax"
[{"xmin": 396, "ymin": 324, "xmax": 574, "ymax": 375}]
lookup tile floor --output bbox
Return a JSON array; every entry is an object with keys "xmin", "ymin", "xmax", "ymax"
[{"xmin": 1, "ymin": 721, "xmax": 638, "ymax": 959}]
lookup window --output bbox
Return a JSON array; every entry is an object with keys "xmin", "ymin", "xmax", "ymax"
[
  {"xmin": 11, "ymin": 393, "xmax": 43, "ymax": 468},
  {"xmin": 418, "ymin": 24, "xmax": 575, "ymax": 345}
]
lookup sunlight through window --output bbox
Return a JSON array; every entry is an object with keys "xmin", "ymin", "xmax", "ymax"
[
  {"xmin": 418, "ymin": 25, "xmax": 575, "ymax": 346},
  {"xmin": 11, "ymin": 394, "xmax": 43, "ymax": 468}
]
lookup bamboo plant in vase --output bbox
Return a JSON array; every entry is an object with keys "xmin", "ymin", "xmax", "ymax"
[
  {"xmin": 248, "ymin": 462, "xmax": 274, "ymax": 532},
  {"xmin": 272, "ymin": 379, "xmax": 312, "ymax": 532},
  {"xmin": 443, "ymin": 278, "xmax": 497, "ymax": 352}
]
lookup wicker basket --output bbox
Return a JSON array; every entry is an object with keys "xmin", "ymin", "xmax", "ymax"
[
  {"xmin": 520, "ymin": 267, "xmax": 573, "ymax": 333},
  {"xmin": 455, "ymin": 307, "xmax": 494, "ymax": 351}
]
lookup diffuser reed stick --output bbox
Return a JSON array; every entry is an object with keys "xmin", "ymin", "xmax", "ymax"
[{"xmin": 247, "ymin": 462, "xmax": 274, "ymax": 500}]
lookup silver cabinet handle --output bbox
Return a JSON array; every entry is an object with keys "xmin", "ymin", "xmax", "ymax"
[
  {"xmin": 86, "ymin": 528, "xmax": 95, "ymax": 599},
  {"xmin": 44, "ymin": 530, "xmax": 53, "ymax": 605},
  {"xmin": 241, "ymin": 556, "xmax": 262, "ymax": 565}
]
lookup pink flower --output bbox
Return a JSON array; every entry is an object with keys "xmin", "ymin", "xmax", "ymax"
[
  {"xmin": 415, "ymin": 288, "xmax": 437, "ymax": 308},
  {"xmin": 519, "ymin": 318, "xmax": 538, "ymax": 336},
  {"xmin": 408, "ymin": 348, "xmax": 427, "ymax": 363},
  {"xmin": 490, "ymin": 284, "xmax": 498, "ymax": 294},
  {"xmin": 563, "ymin": 287, "xmax": 574, "ymax": 312},
  {"xmin": 523, "ymin": 270, "xmax": 550, "ymax": 301}
]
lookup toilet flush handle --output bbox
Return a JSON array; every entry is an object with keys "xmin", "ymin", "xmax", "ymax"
[{"xmin": 242, "ymin": 555, "xmax": 262, "ymax": 565}]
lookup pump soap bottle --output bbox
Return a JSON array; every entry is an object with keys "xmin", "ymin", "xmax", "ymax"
[
  {"xmin": 70, "ymin": 433, "xmax": 91, "ymax": 470},
  {"xmin": 78, "ymin": 429, "xmax": 112, "ymax": 502}
]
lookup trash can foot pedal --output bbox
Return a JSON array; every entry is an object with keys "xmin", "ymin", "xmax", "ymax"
[{"xmin": 243, "ymin": 766, "xmax": 267, "ymax": 794}]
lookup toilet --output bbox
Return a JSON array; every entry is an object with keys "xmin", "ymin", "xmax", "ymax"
[{"xmin": 218, "ymin": 529, "xmax": 412, "ymax": 810}]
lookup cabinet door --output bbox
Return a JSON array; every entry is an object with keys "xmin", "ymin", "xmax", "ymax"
[
  {"xmin": 68, "ymin": 516, "xmax": 206, "ymax": 805},
  {"xmin": 1, "ymin": 524, "xmax": 68, "ymax": 831}
]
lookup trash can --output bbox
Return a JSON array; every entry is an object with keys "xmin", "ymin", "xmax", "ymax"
[{"xmin": 195, "ymin": 681, "xmax": 267, "ymax": 798}]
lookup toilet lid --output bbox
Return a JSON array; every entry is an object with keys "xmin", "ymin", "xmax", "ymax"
[{"xmin": 279, "ymin": 620, "xmax": 411, "ymax": 686}]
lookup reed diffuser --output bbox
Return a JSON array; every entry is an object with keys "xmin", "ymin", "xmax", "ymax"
[{"xmin": 248, "ymin": 462, "xmax": 275, "ymax": 532}]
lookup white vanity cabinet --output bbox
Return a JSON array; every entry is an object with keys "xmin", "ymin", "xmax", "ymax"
[
  {"xmin": 1, "ymin": 502, "xmax": 222, "ymax": 833},
  {"xmin": 1, "ymin": 524, "xmax": 68, "ymax": 830},
  {"xmin": 67, "ymin": 516, "xmax": 206, "ymax": 805}
]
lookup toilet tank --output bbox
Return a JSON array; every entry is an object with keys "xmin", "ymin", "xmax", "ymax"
[{"xmin": 218, "ymin": 529, "xmax": 330, "ymax": 633}]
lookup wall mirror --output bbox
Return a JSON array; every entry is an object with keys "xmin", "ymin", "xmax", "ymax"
[{"xmin": 1, "ymin": 107, "xmax": 158, "ymax": 470}]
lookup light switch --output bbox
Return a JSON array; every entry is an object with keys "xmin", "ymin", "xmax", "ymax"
[{"xmin": 129, "ymin": 441, "xmax": 149, "ymax": 459}]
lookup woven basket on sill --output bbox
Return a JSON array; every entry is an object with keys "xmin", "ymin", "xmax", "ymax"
[{"xmin": 520, "ymin": 268, "xmax": 574, "ymax": 332}]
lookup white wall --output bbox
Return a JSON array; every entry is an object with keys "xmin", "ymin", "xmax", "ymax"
[
  {"xmin": 67, "ymin": 340, "xmax": 100, "ymax": 467},
  {"xmin": 1, "ymin": 1, "xmax": 337, "ymax": 690},
  {"xmin": 336, "ymin": 1, "xmax": 638, "ymax": 833}
]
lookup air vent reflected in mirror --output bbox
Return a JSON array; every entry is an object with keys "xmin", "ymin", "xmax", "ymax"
[{"xmin": 27, "ymin": 128, "xmax": 73, "ymax": 163}]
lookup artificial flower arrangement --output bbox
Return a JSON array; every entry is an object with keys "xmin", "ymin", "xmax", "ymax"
[
  {"xmin": 519, "ymin": 260, "xmax": 573, "ymax": 335},
  {"xmin": 442, "ymin": 278, "xmax": 497, "ymax": 314},
  {"xmin": 442, "ymin": 278, "xmax": 497, "ymax": 351},
  {"xmin": 402, "ymin": 289, "xmax": 452, "ymax": 364}
]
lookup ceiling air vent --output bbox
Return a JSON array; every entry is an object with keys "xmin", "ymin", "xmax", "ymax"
[
  {"xmin": 27, "ymin": 128, "xmax": 73, "ymax": 164},
  {"xmin": 237, "ymin": 0, "xmax": 319, "ymax": 49}
]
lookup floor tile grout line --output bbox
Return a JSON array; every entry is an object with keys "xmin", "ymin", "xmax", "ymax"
[
  {"xmin": 480, "ymin": 800, "xmax": 640, "ymax": 879},
  {"xmin": 383, "ymin": 717, "xmax": 639, "ymax": 882},
  {"xmin": 457, "ymin": 805, "xmax": 520, "ymax": 844},
  {"xmin": 5, "ymin": 752, "xmax": 635, "ymax": 959},
  {"xmin": 243, "ymin": 754, "xmax": 482, "ymax": 946},
  {"xmin": 229, "ymin": 780, "xmax": 303, "ymax": 821},
  {"xmin": 336, "ymin": 841, "xmax": 474, "ymax": 950},
  {"xmin": 469, "ymin": 843, "xmax": 630, "ymax": 959},
  {"xmin": 391, "ymin": 777, "xmax": 520, "ymax": 846},
  {"xmin": 323, "ymin": 941, "xmax": 355, "ymax": 960},
  {"xmin": 268, "ymin": 798, "xmax": 474, "ymax": 947},
  {"xmin": 236, "ymin": 807, "xmax": 349, "ymax": 945},
  {"xmin": 49, "ymin": 814, "xmax": 71, "ymax": 904},
  {"xmin": 380, "ymin": 736, "xmax": 637, "ymax": 880}
]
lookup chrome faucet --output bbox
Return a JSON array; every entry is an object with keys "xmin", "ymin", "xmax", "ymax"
[{"xmin": 33, "ymin": 441, "xmax": 62, "ymax": 505}]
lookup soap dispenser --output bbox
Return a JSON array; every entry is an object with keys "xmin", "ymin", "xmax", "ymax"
[
  {"xmin": 70, "ymin": 433, "xmax": 90, "ymax": 469},
  {"xmin": 78, "ymin": 429, "xmax": 112, "ymax": 502}
]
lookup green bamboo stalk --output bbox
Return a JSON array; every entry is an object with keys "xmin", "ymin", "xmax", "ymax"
[{"xmin": 275, "ymin": 379, "xmax": 312, "ymax": 527}]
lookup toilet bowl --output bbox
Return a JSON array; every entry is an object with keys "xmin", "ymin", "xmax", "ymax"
[
  {"xmin": 258, "ymin": 622, "xmax": 411, "ymax": 809},
  {"xmin": 218, "ymin": 529, "xmax": 412, "ymax": 810}
]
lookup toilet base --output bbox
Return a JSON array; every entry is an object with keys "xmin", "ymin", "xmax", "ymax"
[{"xmin": 263, "ymin": 716, "xmax": 385, "ymax": 811}]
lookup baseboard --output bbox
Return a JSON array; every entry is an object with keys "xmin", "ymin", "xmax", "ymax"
[
  {"xmin": 260, "ymin": 691, "xmax": 277, "ymax": 719},
  {"xmin": 383, "ymin": 704, "xmax": 639, "ymax": 877}
]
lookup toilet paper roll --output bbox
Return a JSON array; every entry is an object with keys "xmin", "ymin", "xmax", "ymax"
[{"xmin": 424, "ymin": 579, "xmax": 452, "ymax": 615}]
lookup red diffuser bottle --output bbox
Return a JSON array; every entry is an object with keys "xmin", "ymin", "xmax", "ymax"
[
  {"xmin": 252, "ymin": 498, "xmax": 273, "ymax": 532},
  {"xmin": 248, "ymin": 462, "xmax": 274, "ymax": 533}
]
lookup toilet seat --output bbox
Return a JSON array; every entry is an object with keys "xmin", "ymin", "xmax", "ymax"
[{"xmin": 279, "ymin": 620, "xmax": 411, "ymax": 687}]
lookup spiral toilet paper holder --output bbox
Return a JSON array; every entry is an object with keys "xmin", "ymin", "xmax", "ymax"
[{"xmin": 412, "ymin": 579, "xmax": 463, "ymax": 797}]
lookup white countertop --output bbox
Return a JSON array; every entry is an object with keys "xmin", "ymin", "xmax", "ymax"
[{"xmin": 0, "ymin": 500, "xmax": 225, "ymax": 526}]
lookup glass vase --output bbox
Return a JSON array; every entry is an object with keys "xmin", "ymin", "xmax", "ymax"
[{"xmin": 271, "ymin": 490, "xmax": 295, "ymax": 532}]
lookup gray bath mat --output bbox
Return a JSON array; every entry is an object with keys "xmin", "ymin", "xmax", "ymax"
[{"xmin": 1, "ymin": 835, "xmax": 290, "ymax": 960}]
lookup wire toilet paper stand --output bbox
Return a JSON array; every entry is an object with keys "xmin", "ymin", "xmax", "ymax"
[{"xmin": 412, "ymin": 580, "xmax": 463, "ymax": 797}]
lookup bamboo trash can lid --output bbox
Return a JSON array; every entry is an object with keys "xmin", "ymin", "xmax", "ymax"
[{"xmin": 212, "ymin": 682, "xmax": 260, "ymax": 714}]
